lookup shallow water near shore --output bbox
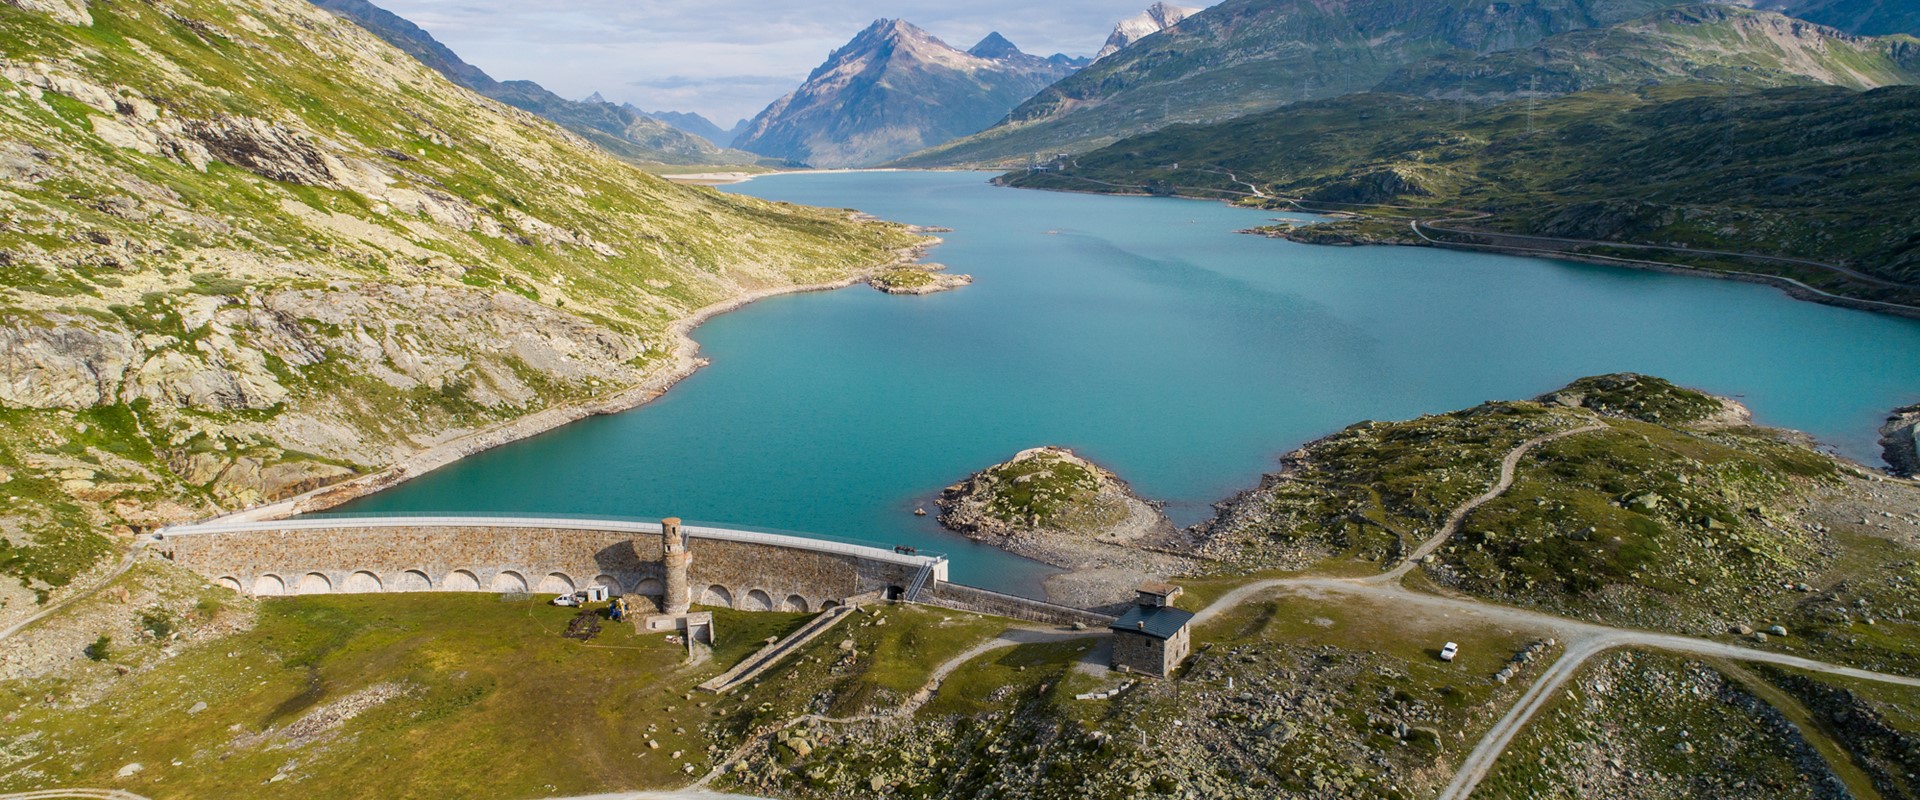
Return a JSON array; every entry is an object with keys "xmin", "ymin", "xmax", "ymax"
[{"xmin": 335, "ymin": 171, "xmax": 1920, "ymax": 594}]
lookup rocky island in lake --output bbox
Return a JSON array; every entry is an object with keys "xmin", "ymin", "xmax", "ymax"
[
  {"xmin": 938, "ymin": 446, "xmax": 1192, "ymax": 610},
  {"xmin": 868, "ymin": 264, "xmax": 973, "ymax": 295}
]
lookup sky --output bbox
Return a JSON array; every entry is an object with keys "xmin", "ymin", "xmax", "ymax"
[{"xmin": 373, "ymin": 1, "xmax": 1218, "ymax": 126}]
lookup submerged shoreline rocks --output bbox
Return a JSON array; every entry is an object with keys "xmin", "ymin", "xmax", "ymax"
[{"xmin": 937, "ymin": 446, "xmax": 1193, "ymax": 611}]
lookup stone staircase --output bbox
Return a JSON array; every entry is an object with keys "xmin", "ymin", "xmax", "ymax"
[{"xmin": 698, "ymin": 603, "xmax": 857, "ymax": 694}]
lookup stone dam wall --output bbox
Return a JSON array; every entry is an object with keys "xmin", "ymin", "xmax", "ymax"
[{"xmin": 154, "ymin": 517, "xmax": 946, "ymax": 616}]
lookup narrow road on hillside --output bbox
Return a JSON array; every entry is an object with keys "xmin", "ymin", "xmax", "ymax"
[
  {"xmin": 1183, "ymin": 421, "xmax": 1920, "ymax": 799},
  {"xmin": 691, "ymin": 626, "xmax": 1105, "ymax": 789},
  {"xmin": 0, "ymin": 790, "xmax": 153, "ymax": 800},
  {"xmin": 1375, "ymin": 424, "xmax": 1608, "ymax": 583},
  {"xmin": 1415, "ymin": 218, "xmax": 1920, "ymax": 291},
  {"xmin": 0, "ymin": 542, "xmax": 146, "ymax": 643}
]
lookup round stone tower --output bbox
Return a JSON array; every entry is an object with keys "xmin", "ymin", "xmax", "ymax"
[{"xmin": 661, "ymin": 517, "xmax": 691, "ymax": 615}]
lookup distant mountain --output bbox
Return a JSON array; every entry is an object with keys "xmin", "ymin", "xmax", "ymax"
[
  {"xmin": 307, "ymin": 0, "xmax": 760, "ymax": 166},
  {"xmin": 896, "ymin": 0, "xmax": 1697, "ymax": 167},
  {"xmin": 1749, "ymin": 0, "xmax": 1920, "ymax": 36},
  {"xmin": 625, "ymin": 107, "xmax": 747, "ymax": 148},
  {"xmin": 1096, "ymin": 2, "xmax": 1202, "ymax": 61},
  {"xmin": 733, "ymin": 20, "xmax": 1083, "ymax": 168},
  {"xmin": 1378, "ymin": 5, "xmax": 1920, "ymax": 100}
]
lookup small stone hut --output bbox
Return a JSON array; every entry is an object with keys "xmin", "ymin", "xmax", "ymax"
[{"xmin": 1110, "ymin": 582, "xmax": 1193, "ymax": 678}]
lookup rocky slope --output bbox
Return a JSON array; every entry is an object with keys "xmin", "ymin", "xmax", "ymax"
[
  {"xmin": 1378, "ymin": 4, "xmax": 1920, "ymax": 100},
  {"xmin": 938, "ymin": 446, "xmax": 1188, "ymax": 609},
  {"xmin": 1094, "ymin": 2, "xmax": 1201, "ymax": 61},
  {"xmin": 306, "ymin": 0, "xmax": 763, "ymax": 166},
  {"xmin": 733, "ymin": 20, "xmax": 1082, "ymax": 168},
  {"xmin": 897, "ymin": 0, "xmax": 1694, "ymax": 167},
  {"xmin": 0, "ymin": 0, "xmax": 916, "ymax": 626}
]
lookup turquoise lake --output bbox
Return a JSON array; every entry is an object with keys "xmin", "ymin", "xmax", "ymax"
[{"xmin": 335, "ymin": 171, "xmax": 1920, "ymax": 593}]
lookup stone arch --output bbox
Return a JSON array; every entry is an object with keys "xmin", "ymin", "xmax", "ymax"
[
  {"xmin": 343, "ymin": 571, "xmax": 383, "ymax": 594},
  {"xmin": 295, "ymin": 572, "xmax": 333, "ymax": 595},
  {"xmin": 491, "ymin": 570, "xmax": 529, "ymax": 594},
  {"xmin": 743, "ymin": 589, "xmax": 774, "ymax": 612},
  {"xmin": 782, "ymin": 594, "xmax": 810, "ymax": 613},
  {"xmin": 820, "ymin": 600, "xmax": 842, "ymax": 611},
  {"xmin": 443, "ymin": 570, "xmax": 481, "ymax": 592},
  {"xmin": 632, "ymin": 577, "xmax": 665, "ymax": 613},
  {"xmin": 699, "ymin": 585, "xmax": 733, "ymax": 609},
  {"xmin": 593, "ymin": 575, "xmax": 623, "ymax": 596},
  {"xmin": 396, "ymin": 570, "xmax": 433, "ymax": 592},
  {"xmin": 250, "ymin": 574, "xmax": 285, "ymax": 596},
  {"xmin": 216, "ymin": 576, "xmax": 244, "ymax": 593},
  {"xmin": 536, "ymin": 573, "xmax": 576, "ymax": 595}
]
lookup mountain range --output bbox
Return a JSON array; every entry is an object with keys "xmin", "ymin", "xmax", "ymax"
[
  {"xmin": 306, "ymin": 0, "xmax": 765, "ymax": 166},
  {"xmin": 633, "ymin": 107, "xmax": 750, "ymax": 148},
  {"xmin": 1004, "ymin": 5, "xmax": 1920, "ymax": 302},
  {"xmin": 899, "ymin": 0, "xmax": 1702, "ymax": 167},
  {"xmin": 731, "ymin": 20, "xmax": 1085, "ymax": 168}
]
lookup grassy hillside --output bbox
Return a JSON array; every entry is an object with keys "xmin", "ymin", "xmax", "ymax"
[
  {"xmin": 1006, "ymin": 83, "xmax": 1920, "ymax": 303},
  {"xmin": 1202, "ymin": 375, "xmax": 1920, "ymax": 671},
  {"xmin": 0, "ymin": 0, "xmax": 917, "ymax": 619},
  {"xmin": 1378, "ymin": 4, "xmax": 1920, "ymax": 100},
  {"xmin": 896, "ymin": 0, "xmax": 1690, "ymax": 167}
]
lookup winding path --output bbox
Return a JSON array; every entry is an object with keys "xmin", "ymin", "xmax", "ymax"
[
  {"xmin": 1377, "ymin": 424, "xmax": 1607, "ymax": 582},
  {"xmin": 0, "ymin": 542, "xmax": 145, "ymax": 643},
  {"xmin": 691, "ymin": 627, "xmax": 1105, "ymax": 789},
  {"xmin": 1183, "ymin": 422, "xmax": 1920, "ymax": 800}
]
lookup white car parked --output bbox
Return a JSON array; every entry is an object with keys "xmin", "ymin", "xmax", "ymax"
[{"xmin": 1440, "ymin": 642, "xmax": 1460, "ymax": 662}]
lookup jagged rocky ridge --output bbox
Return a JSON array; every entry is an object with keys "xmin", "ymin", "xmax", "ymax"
[
  {"xmin": 1095, "ymin": 2, "xmax": 1201, "ymax": 61},
  {"xmin": 733, "ymin": 20, "xmax": 1082, "ymax": 168}
]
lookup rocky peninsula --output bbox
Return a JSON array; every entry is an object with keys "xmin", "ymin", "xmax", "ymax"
[{"xmin": 937, "ymin": 446, "xmax": 1193, "ymax": 610}]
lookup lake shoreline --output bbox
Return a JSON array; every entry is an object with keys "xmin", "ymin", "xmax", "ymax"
[
  {"xmin": 1013, "ymin": 181, "xmax": 1920, "ymax": 320},
  {"xmin": 189, "ymin": 234, "xmax": 945, "ymax": 528}
]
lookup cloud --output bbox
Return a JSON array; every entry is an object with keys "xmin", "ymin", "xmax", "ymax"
[{"xmin": 372, "ymin": 0, "xmax": 1218, "ymax": 123}]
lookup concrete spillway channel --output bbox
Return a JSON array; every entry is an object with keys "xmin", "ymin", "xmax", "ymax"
[{"xmin": 699, "ymin": 604, "xmax": 859, "ymax": 694}]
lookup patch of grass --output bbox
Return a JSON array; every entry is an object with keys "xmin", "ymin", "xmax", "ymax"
[{"xmin": 0, "ymin": 593, "xmax": 862, "ymax": 798}]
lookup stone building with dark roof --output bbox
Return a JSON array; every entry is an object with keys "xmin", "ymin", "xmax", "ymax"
[{"xmin": 1110, "ymin": 582, "xmax": 1193, "ymax": 677}]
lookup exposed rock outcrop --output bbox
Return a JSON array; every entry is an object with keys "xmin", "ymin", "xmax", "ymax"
[
  {"xmin": 0, "ymin": 318, "xmax": 137, "ymax": 409},
  {"xmin": 1096, "ymin": 2, "xmax": 1200, "ymax": 61},
  {"xmin": 3, "ymin": 0, "xmax": 90, "ymax": 27},
  {"xmin": 1882, "ymin": 404, "xmax": 1920, "ymax": 477}
]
